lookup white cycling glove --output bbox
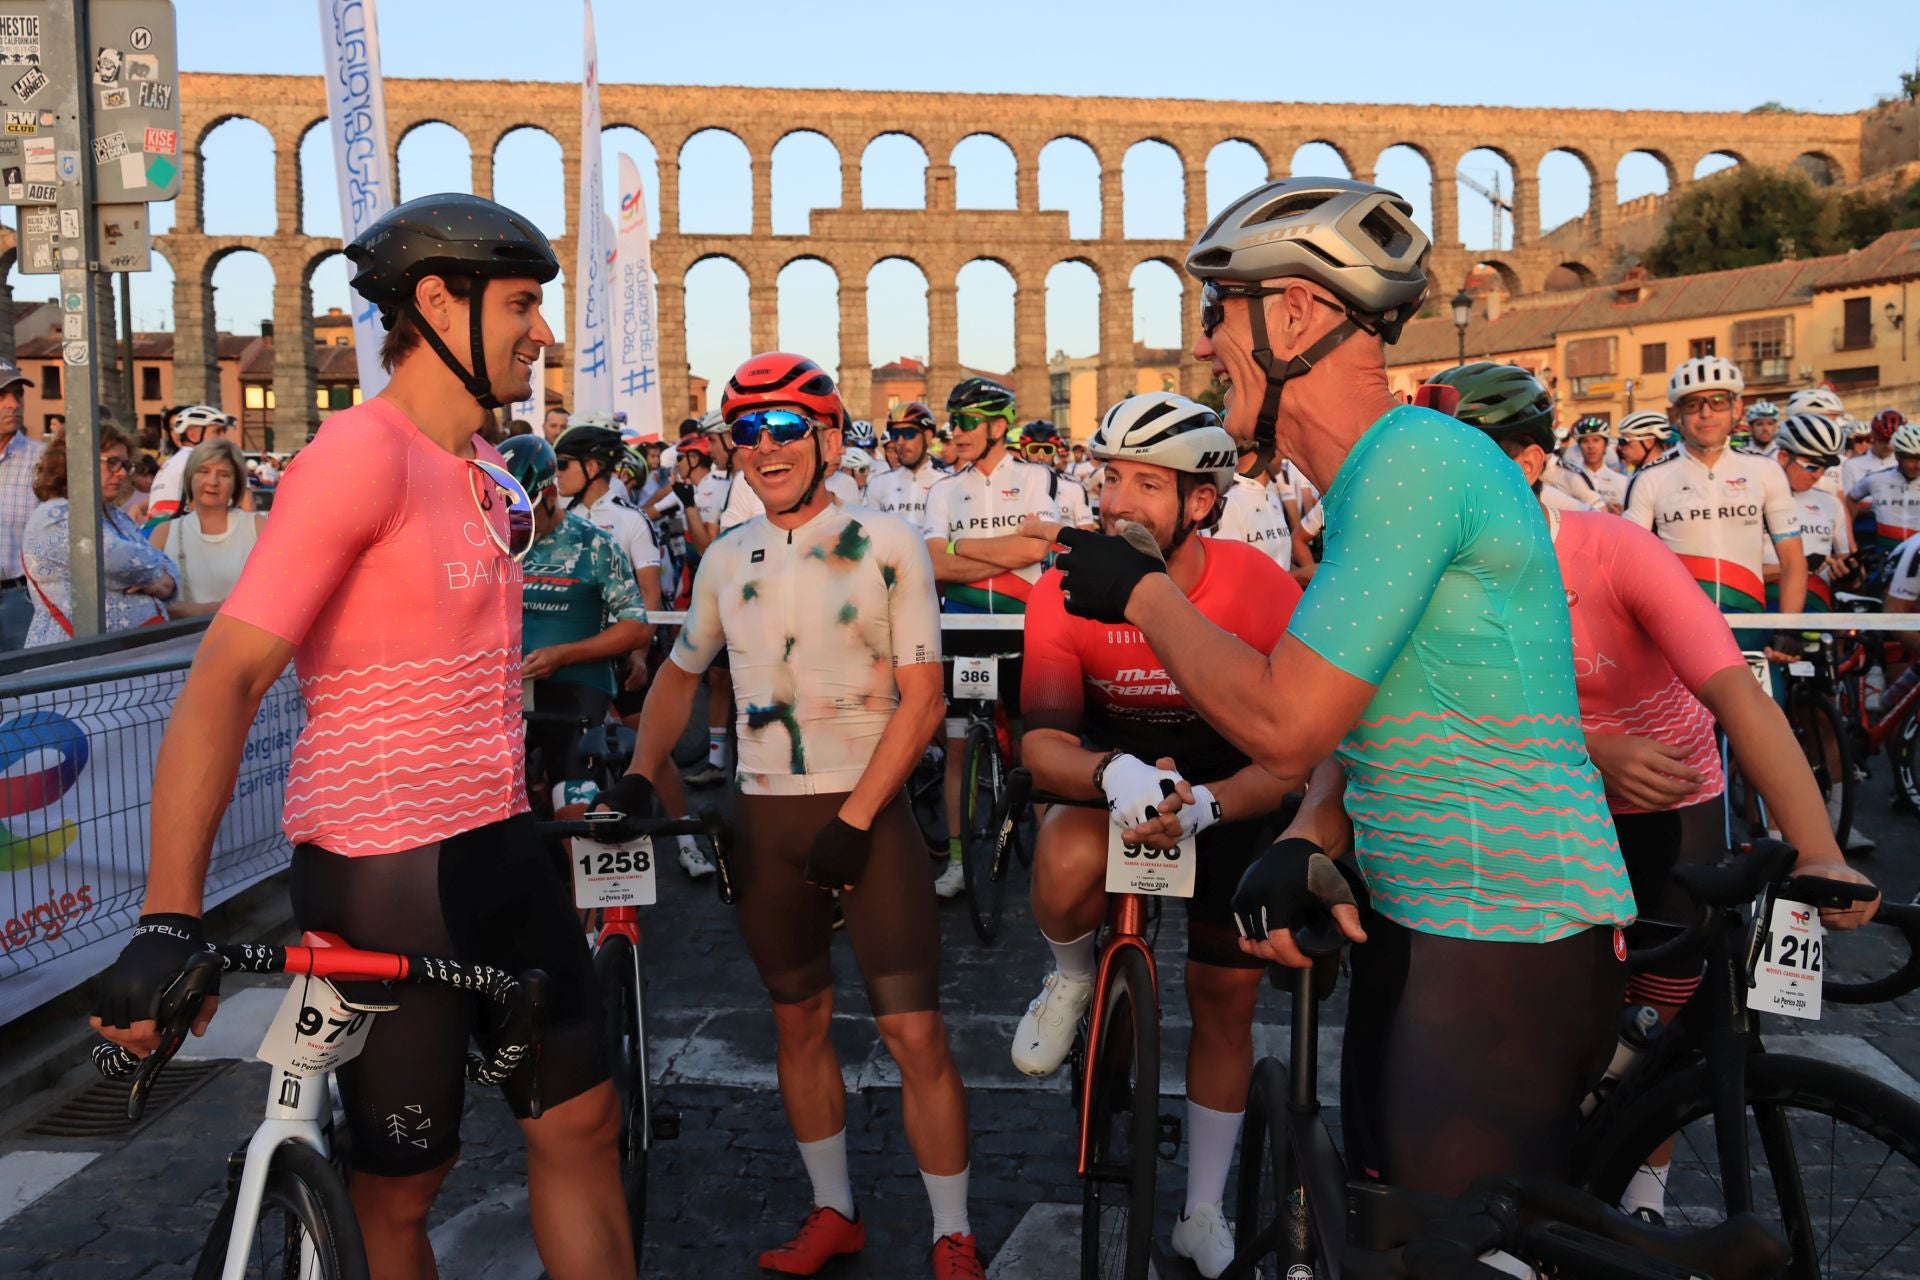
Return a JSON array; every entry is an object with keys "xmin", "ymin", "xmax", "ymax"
[{"xmin": 1099, "ymin": 754, "xmax": 1222, "ymax": 839}]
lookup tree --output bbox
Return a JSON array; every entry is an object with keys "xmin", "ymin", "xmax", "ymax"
[
  {"xmin": 1748, "ymin": 100, "xmax": 1791, "ymax": 113},
  {"xmin": 1647, "ymin": 167, "xmax": 1834, "ymax": 276},
  {"xmin": 1195, "ymin": 380, "xmax": 1227, "ymax": 414}
]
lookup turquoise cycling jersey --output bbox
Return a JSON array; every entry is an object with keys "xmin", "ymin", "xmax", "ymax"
[
  {"xmin": 1288, "ymin": 406, "xmax": 1633, "ymax": 943},
  {"xmin": 522, "ymin": 512, "xmax": 648, "ymax": 696}
]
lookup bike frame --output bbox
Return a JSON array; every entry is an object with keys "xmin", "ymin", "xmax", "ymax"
[
  {"xmin": 1834, "ymin": 634, "xmax": 1920, "ymax": 753},
  {"xmin": 1075, "ymin": 892, "xmax": 1157, "ymax": 1177},
  {"xmin": 596, "ymin": 905, "xmax": 652, "ymax": 1151}
]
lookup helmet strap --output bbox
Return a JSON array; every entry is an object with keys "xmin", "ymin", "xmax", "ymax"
[
  {"xmin": 406, "ymin": 278, "xmax": 501, "ymax": 411},
  {"xmin": 1245, "ymin": 297, "xmax": 1357, "ymax": 472},
  {"xmin": 778, "ymin": 432, "xmax": 827, "ymax": 516}
]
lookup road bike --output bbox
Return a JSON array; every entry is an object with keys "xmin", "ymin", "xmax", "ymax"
[{"xmin": 948, "ymin": 650, "xmax": 1035, "ymax": 943}]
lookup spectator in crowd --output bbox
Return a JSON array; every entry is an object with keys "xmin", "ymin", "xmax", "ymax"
[
  {"xmin": 0, "ymin": 360, "xmax": 44, "ymax": 650},
  {"xmin": 43, "ymin": 412, "xmax": 66, "ymax": 441},
  {"xmin": 257, "ymin": 454, "xmax": 281, "ymax": 487},
  {"xmin": 508, "ymin": 418, "xmax": 535, "ymax": 437},
  {"xmin": 152, "ymin": 438, "xmax": 263, "ymax": 615},
  {"xmin": 20, "ymin": 422, "xmax": 178, "ymax": 645},
  {"xmin": 543, "ymin": 406, "xmax": 571, "ymax": 442},
  {"xmin": 122, "ymin": 454, "xmax": 160, "ymax": 520}
]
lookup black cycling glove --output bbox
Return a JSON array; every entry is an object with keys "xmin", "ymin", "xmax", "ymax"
[
  {"xmin": 804, "ymin": 816, "xmax": 875, "ymax": 891},
  {"xmin": 1054, "ymin": 522, "xmax": 1168, "ymax": 624},
  {"xmin": 93, "ymin": 913, "xmax": 217, "ymax": 1030},
  {"xmin": 1229, "ymin": 839, "xmax": 1356, "ymax": 942},
  {"xmin": 1771, "ymin": 631, "xmax": 1806, "ymax": 660},
  {"xmin": 593, "ymin": 773, "xmax": 659, "ymax": 836},
  {"xmin": 673, "ymin": 481, "xmax": 698, "ymax": 510}
]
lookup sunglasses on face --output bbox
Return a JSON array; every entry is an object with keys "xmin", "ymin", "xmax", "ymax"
[
  {"xmin": 886, "ymin": 425, "xmax": 928, "ymax": 442},
  {"xmin": 1200, "ymin": 280, "xmax": 1341, "ymax": 338},
  {"xmin": 948, "ymin": 411, "xmax": 1004, "ymax": 433},
  {"xmin": 1024, "ymin": 443, "xmax": 1058, "ymax": 458},
  {"xmin": 1787, "ymin": 456, "xmax": 1833, "ymax": 473},
  {"xmin": 1678, "ymin": 393, "xmax": 1736, "ymax": 417},
  {"xmin": 468, "ymin": 459, "xmax": 534, "ymax": 561},
  {"xmin": 728, "ymin": 408, "xmax": 823, "ymax": 449}
]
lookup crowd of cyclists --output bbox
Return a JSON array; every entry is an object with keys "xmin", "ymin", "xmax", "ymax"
[{"xmin": 80, "ymin": 175, "xmax": 1912, "ymax": 1280}]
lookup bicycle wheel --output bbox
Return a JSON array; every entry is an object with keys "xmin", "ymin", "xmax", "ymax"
[
  {"xmin": 909, "ymin": 748, "xmax": 949, "ymax": 855},
  {"xmin": 1892, "ymin": 715, "xmax": 1920, "ymax": 815},
  {"xmin": 595, "ymin": 933, "xmax": 650, "ymax": 1262},
  {"xmin": 1582, "ymin": 1052, "xmax": 1920, "ymax": 1278},
  {"xmin": 1080, "ymin": 946, "xmax": 1158, "ymax": 1280},
  {"xmin": 1789, "ymin": 687, "xmax": 1855, "ymax": 848},
  {"xmin": 960, "ymin": 721, "xmax": 1006, "ymax": 943},
  {"xmin": 193, "ymin": 1139, "xmax": 368, "ymax": 1280},
  {"xmin": 1234, "ymin": 1056, "xmax": 1339, "ymax": 1280}
]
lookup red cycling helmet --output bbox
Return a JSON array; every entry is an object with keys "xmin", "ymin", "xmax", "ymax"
[
  {"xmin": 1873, "ymin": 409, "xmax": 1908, "ymax": 441},
  {"xmin": 720, "ymin": 352, "xmax": 847, "ymax": 429},
  {"xmin": 676, "ymin": 432, "xmax": 712, "ymax": 458}
]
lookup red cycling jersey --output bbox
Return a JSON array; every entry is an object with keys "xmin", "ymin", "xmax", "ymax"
[
  {"xmin": 1021, "ymin": 536, "xmax": 1301, "ymax": 781},
  {"xmin": 1551, "ymin": 509, "xmax": 1746, "ymax": 815}
]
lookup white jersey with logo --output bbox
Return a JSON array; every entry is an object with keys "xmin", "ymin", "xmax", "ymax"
[
  {"xmin": 1840, "ymin": 449, "xmax": 1896, "ymax": 501},
  {"xmin": 1565, "ymin": 458, "xmax": 1627, "ymax": 510},
  {"xmin": 1623, "ymin": 445, "xmax": 1799, "ymax": 613},
  {"xmin": 145, "ymin": 448, "xmax": 193, "ymax": 525},
  {"xmin": 1887, "ymin": 533, "xmax": 1920, "ymax": 602},
  {"xmin": 672, "ymin": 505, "xmax": 941, "ymax": 794},
  {"xmin": 1849, "ymin": 466, "xmax": 1920, "ymax": 548},
  {"xmin": 1273, "ymin": 459, "xmax": 1319, "ymax": 515},
  {"xmin": 1055, "ymin": 472, "xmax": 1096, "ymax": 530},
  {"xmin": 1543, "ymin": 455, "xmax": 1607, "ymax": 511},
  {"xmin": 921, "ymin": 455, "xmax": 1061, "ymax": 613},
  {"xmin": 865, "ymin": 460, "xmax": 947, "ymax": 530},
  {"xmin": 1215, "ymin": 474, "xmax": 1292, "ymax": 570},
  {"xmin": 1762, "ymin": 487, "xmax": 1850, "ymax": 604},
  {"xmin": 581, "ymin": 491, "xmax": 660, "ymax": 587}
]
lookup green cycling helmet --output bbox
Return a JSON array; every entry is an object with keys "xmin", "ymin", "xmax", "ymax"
[
  {"xmin": 1424, "ymin": 361, "xmax": 1556, "ymax": 453},
  {"xmin": 946, "ymin": 376, "xmax": 1017, "ymax": 420},
  {"xmin": 498, "ymin": 434, "xmax": 558, "ymax": 501}
]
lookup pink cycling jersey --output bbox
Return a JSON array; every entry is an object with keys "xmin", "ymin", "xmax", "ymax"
[
  {"xmin": 1550, "ymin": 509, "xmax": 1745, "ymax": 815},
  {"xmin": 223, "ymin": 399, "xmax": 529, "ymax": 856}
]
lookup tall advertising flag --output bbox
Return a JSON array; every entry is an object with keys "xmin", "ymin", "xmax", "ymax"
[
  {"xmin": 317, "ymin": 0, "xmax": 395, "ymax": 397},
  {"xmin": 613, "ymin": 155, "xmax": 664, "ymax": 441},
  {"xmin": 571, "ymin": 0, "xmax": 613, "ymax": 415}
]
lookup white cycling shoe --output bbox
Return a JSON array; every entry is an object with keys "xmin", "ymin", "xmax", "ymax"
[
  {"xmin": 677, "ymin": 836, "xmax": 715, "ymax": 879},
  {"xmin": 1171, "ymin": 1202, "xmax": 1241, "ymax": 1279},
  {"xmin": 933, "ymin": 859, "xmax": 966, "ymax": 899},
  {"xmin": 1011, "ymin": 970, "xmax": 1094, "ymax": 1077}
]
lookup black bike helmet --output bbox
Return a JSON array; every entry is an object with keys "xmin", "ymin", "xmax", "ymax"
[
  {"xmin": 1020, "ymin": 418, "xmax": 1063, "ymax": 445},
  {"xmin": 1424, "ymin": 362, "xmax": 1557, "ymax": 453},
  {"xmin": 346, "ymin": 193, "xmax": 560, "ymax": 412},
  {"xmin": 497, "ymin": 434, "xmax": 558, "ymax": 502},
  {"xmin": 946, "ymin": 377, "xmax": 1017, "ymax": 421}
]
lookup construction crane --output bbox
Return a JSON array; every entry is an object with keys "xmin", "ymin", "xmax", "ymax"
[{"xmin": 1455, "ymin": 169, "xmax": 1511, "ymax": 250}]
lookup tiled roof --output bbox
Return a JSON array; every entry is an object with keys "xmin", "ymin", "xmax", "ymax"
[
  {"xmin": 1390, "ymin": 293, "xmax": 1585, "ymax": 365},
  {"xmin": 1812, "ymin": 230, "xmax": 1920, "ymax": 292}
]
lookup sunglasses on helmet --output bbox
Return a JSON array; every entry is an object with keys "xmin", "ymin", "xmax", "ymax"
[
  {"xmin": 728, "ymin": 408, "xmax": 827, "ymax": 449},
  {"xmin": 468, "ymin": 460, "xmax": 535, "ymax": 562}
]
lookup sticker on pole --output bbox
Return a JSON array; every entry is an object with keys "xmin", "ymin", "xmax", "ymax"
[
  {"xmin": 257, "ymin": 976, "xmax": 377, "ymax": 1076},
  {"xmin": 571, "ymin": 835, "xmax": 657, "ymax": 908},
  {"xmin": 1105, "ymin": 824, "xmax": 1196, "ymax": 898},
  {"xmin": 953, "ymin": 656, "xmax": 998, "ymax": 701},
  {"xmin": 1747, "ymin": 896, "xmax": 1824, "ymax": 1021}
]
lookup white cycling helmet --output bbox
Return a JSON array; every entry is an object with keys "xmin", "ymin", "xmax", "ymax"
[
  {"xmin": 1666, "ymin": 355, "xmax": 1745, "ymax": 405},
  {"xmin": 1090, "ymin": 393, "xmax": 1239, "ymax": 488},
  {"xmin": 840, "ymin": 446, "xmax": 875, "ymax": 473},
  {"xmin": 169, "ymin": 403, "xmax": 235, "ymax": 446},
  {"xmin": 1893, "ymin": 423, "xmax": 1920, "ymax": 457},
  {"xmin": 1744, "ymin": 399, "xmax": 1780, "ymax": 423},
  {"xmin": 1775, "ymin": 413, "xmax": 1845, "ymax": 466},
  {"xmin": 1786, "ymin": 388, "xmax": 1845, "ymax": 417},
  {"xmin": 1840, "ymin": 414, "xmax": 1871, "ymax": 439},
  {"xmin": 699, "ymin": 409, "xmax": 727, "ymax": 435},
  {"xmin": 1617, "ymin": 410, "xmax": 1672, "ymax": 442}
]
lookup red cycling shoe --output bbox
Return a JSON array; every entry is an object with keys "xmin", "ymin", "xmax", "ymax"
[
  {"xmin": 932, "ymin": 1232, "xmax": 984, "ymax": 1279},
  {"xmin": 758, "ymin": 1205, "xmax": 865, "ymax": 1276}
]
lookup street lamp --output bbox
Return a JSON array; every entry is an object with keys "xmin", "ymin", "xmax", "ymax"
[{"xmin": 1451, "ymin": 289, "xmax": 1473, "ymax": 367}]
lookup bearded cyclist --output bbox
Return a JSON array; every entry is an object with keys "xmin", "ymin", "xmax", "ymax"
[
  {"xmin": 1742, "ymin": 399, "xmax": 1782, "ymax": 454},
  {"xmin": 1036, "ymin": 177, "xmax": 1633, "ymax": 1196},
  {"xmin": 1614, "ymin": 410, "xmax": 1673, "ymax": 475},
  {"xmin": 1014, "ymin": 393, "xmax": 1300, "ymax": 1275},
  {"xmin": 866, "ymin": 401, "xmax": 947, "ymax": 529},
  {"xmin": 611, "ymin": 352, "xmax": 980, "ymax": 1278},
  {"xmin": 922, "ymin": 377, "xmax": 1060, "ymax": 899},
  {"xmin": 90, "ymin": 194, "xmax": 638, "ymax": 1279}
]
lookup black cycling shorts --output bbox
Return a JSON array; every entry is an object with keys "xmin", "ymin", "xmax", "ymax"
[
  {"xmin": 528, "ymin": 681, "xmax": 612, "ymax": 786},
  {"xmin": 1613, "ymin": 797, "xmax": 1721, "ymax": 992},
  {"xmin": 731, "ymin": 790, "xmax": 941, "ymax": 1016},
  {"xmin": 288, "ymin": 813, "xmax": 606, "ymax": 1178},
  {"xmin": 1186, "ymin": 820, "xmax": 1272, "ymax": 970}
]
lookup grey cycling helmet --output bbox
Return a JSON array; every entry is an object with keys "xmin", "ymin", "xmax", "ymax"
[
  {"xmin": 1774, "ymin": 413, "xmax": 1845, "ymax": 467},
  {"xmin": 1090, "ymin": 393, "xmax": 1239, "ymax": 547},
  {"xmin": 1786, "ymin": 388, "xmax": 1845, "ymax": 417},
  {"xmin": 1185, "ymin": 177, "xmax": 1430, "ymax": 471}
]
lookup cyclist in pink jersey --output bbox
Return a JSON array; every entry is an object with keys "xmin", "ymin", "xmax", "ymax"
[{"xmin": 93, "ymin": 195, "xmax": 640, "ymax": 1280}]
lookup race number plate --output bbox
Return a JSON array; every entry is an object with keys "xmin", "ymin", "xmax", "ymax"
[
  {"xmin": 1787, "ymin": 661, "xmax": 1816, "ymax": 678},
  {"xmin": 1742, "ymin": 650, "xmax": 1773, "ymax": 691},
  {"xmin": 571, "ymin": 836, "xmax": 657, "ymax": 908},
  {"xmin": 257, "ymin": 976, "xmax": 376, "ymax": 1076},
  {"xmin": 953, "ymin": 656, "xmax": 999, "ymax": 701},
  {"xmin": 1105, "ymin": 823, "xmax": 1197, "ymax": 898},
  {"xmin": 1747, "ymin": 896, "xmax": 1824, "ymax": 1021}
]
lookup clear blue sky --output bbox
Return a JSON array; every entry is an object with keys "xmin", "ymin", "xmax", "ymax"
[{"xmin": 9, "ymin": 0, "xmax": 1914, "ymax": 409}]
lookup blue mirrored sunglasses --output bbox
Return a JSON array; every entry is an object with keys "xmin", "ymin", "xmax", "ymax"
[
  {"xmin": 468, "ymin": 459, "xmax": 534, "ymax": 562},
  {"xmin": 728, "ymin": 408, "xmax": 823, "ymax": 449}
]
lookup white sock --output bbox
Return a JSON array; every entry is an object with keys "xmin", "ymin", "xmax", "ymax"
[
  {"xmin": 797, "ymin": 1131, "xmax": 855, "ymax": 1219},
  {"xmin": 1477, "ymin": 1250, "xmax": 1536, "ymax": 1278},
  {"xmin": 1620, "ymin": 1161, "xmax": 1670, "ymax": 1217},
  {"xmin": 708, "ymin": 731, "xmax": 731, "ymax": 770},
  {"xmin": 1043, "ymin": 929, "xmax": 1098, "ymax": 984},
  {"xmin": 1183, "ymin": 1101, "xmax": 1245, "ymax": 1215},
  {"xmin": 921, "ymin": 1166, "xmax": 971, "ymax": 1240}
]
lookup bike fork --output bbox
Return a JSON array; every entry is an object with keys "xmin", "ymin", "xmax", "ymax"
[{"xmin": 218, "ymin": 1069, "xmax": 334, "ymax": 1280}]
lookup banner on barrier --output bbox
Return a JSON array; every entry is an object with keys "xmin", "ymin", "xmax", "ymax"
[{"xmin": 0, "ymin": 661, "xmax": 303, "ymax": 1024}]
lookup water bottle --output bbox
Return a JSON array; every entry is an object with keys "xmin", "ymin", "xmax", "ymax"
[{"xmin": 1581, "ymin": 1003, "xmax": 1661, "ymax": 1117}]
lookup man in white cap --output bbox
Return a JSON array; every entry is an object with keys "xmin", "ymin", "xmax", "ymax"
[{"xmin": 0, "ymin": 359, "xmax": 44, "ymax": 649}]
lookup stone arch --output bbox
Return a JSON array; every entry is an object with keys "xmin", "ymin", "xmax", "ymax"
[
  {"xmin": 1122, "ymin": 139, "xmax": 1184, "ymax": 240},
  {"xmin": 1456, "ymin": 147, "xmax": 1518, "ymax": 251},
  {"xmin": 207, "ymin": 245, "xmax": 277, "ymax": 335},
  {"xmin": 776, "ymin": 255, "xmax": 841, "ymax": 378},
  {"xmin": 1039, "ymin": 136, "xmax": 1101, "ymax": 241},
  {"xmin": 1692, "ymin": 151, "xmax": 1744, "ymax": 181},
  {"xmin": 601, "ymin": 125, "xmax": 661, "ymax": 239},
  {"xmin": 1544, "ymin": 262, "xmax": 1596, "ymax": 292},
  {"xmin": 296, "ymin": 119, "xmax": 341, "ymax": 238},
  {"xmin": 1375, "ymin": 143, "xmax": 1435, "ymax": 238},
  {"xmin": 956, "ymin": 258, "xmax": 1017, "ymax": 374},
  {"xmin": 1290, "ymin": 140, "xmax": 1352, "ymax": 178},
  {"xmin": 951, "ymin": 133, "xmax": 1018, "ymax": 211},
  {"xmin": 396, "ymin": 120, "xmax": 472, "ymax": 203},
  {"xmin": 494, "ymin": 125, "xmax": 567, "ymax": 236},
  {"xmin": 128, "ymin": 242, "xmax": 177, "ymax": 336},
  {"xmin": 200, "ymin": 116, "xmax": 277, "ymax": 236},
  {"xmin": 1129, "ymin": 258, "xmax": 1183, "ymax": 354},
  {"xmin": 1046, "ymin": 259, "xmax": 1101, "ymax": 361},
  {"xmin": 1615, "ymin": 149, "xmax": 1675, "ymax": 203},
  {"xmin": 866, "ymin": 256, "xmax": 929, "ymax": 370},
  {"xmin": 1204, "ymin": 139, "xmax": 1268, "ymax": 223},
  {"xmin": 1793, "ymin": 151, "xmax": 1843, "ymax": 187},
  {"xmin": 861, "ymin": 132, "xmax": 929, "ymax": 210},
  {"xmin": 1537, "ymin": 148, "xmax": 1596, "ymax": 237},
  {"xmin": 1468, "ymin": 257, "xmax": 1523, "ymax": 298},
  {"xmin": 684, "ymin": 254, "xmax": 752, "ymax": 412},
  {"xmin": 770, "ymin": 129, "xmax": 842, "ymax": 236},
  {"xmin": 678, "ymin": 128, "xmax": 752, "ymax": 234}
]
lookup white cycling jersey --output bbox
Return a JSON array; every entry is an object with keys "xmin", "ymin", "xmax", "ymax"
[
  {"xmin": 1762, "ymin": 486, "xmax": 1851, "ymax": 606},
  {"xmin": 580, "ymin": 491, "xmax": 661, "ymax": 587},
  {"xmin": 921, "ymin": 454, "xmax": 1061, "ymax": 613},
  {"xmin": 672, "ymin": 505, "xmax": 941, "ymax": 794},
  {"xmin": 1887, "ymin": 533, "xmax": 1920, "ymax": 602},
  {"xmin": 1564, "ymin": 458, "xmax": 1627, "ymax": 509},
  {"xmin": 1214, "ymin": 474, "xmax": 1292, "ymax": 570},
  {"xmin": 865, "ymin": 459, "xmax": 948, "ymax": 530},
  {"xmin": 1623, "ymin": 444, "xmax": 1799, "ymax": 614},
  {"xmin": 1840, "ymin": 449, "xmax": 1896, "ymax": 500},
  {"xmin": 1054, "ymin": 472, "xmax": 1097, "ymax": 530},
  {"xmin": 1273, "ymin": 459, "xmax": 1319, "ymax": 515},
  {"xmin": 1543, "ymin": 456, "xmax": 1607, "ymax": 511},
  {"xmin": 1848, "ymin": 466, "xmax": 1920, "ymax": 550}
]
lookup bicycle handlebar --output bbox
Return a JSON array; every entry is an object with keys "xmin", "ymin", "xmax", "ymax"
[
  {"xmin": 1826, "ymin": 899, "xmax": 1920, "ymax": 1005},
  {"xmin": 534, "ymin": 811, "xmax": 737, "ymax": 906}
]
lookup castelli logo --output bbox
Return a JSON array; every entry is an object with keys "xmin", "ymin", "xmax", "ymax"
[{"xmin": 1614, "ymin": 929, "xmax": 1628, "ymax": 962}]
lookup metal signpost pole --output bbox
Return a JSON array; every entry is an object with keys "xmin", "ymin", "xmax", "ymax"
[{"xmin": 61, "ymin": 4, "xmax": 107, "ymax": 636}]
